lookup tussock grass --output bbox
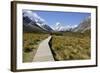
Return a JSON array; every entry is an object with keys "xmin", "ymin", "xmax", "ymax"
[
  {"xmin": 51, "ymin": 32, "xmax": 91, "ymax": 61},
  {"xmin": 23, "ymin": 33, "xmax": 49, "ymax": 62}
]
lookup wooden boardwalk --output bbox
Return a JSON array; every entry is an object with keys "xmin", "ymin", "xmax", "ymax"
[{"xmin": 33, "ymin": 36, "xmax": 54, "ymax": 62}]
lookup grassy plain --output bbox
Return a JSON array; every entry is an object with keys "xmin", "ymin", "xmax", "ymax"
[
  {"xmin": 23, "ymin": 32, "xmax": 49, "ymax": 62},
  {"xmin": 51, "ymin": 32, "xmax": 91, "ymax": 61}
]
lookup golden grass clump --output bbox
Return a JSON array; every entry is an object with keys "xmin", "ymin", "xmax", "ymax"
[
  {"xmin": 51, "ymin": 34, "xmax": 91, "ymax": 61},
  {"xmin": 23, "ymin": 33, "xmax": 49, "ymax": 62}
]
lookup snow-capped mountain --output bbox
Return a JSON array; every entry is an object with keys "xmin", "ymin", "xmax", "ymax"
[
  {"xmin": 73, "ymin": 16, "xmax": 91, "ymax": 33},
  {"xmin": 53, "ymin": 22, "xmax": 78, "ymax": 31},
  {"xmin": 23, "ymin": 10, "xmax": 53, "ymax": 32},
  {"xmin": 23, "ymin": 10, "xmax": 90, "ymax": 33},
  {"xmin": 23, "ymin": 16, "xmax": 46, "ymax": 32}
]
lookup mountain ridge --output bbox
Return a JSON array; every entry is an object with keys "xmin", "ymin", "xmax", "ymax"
[
  {"xmin": 23, "ymin": 10, "xmax": 91, "ymax": 33},
  {"xmin": 23, "ymin": 10, "xmax": 53, "ymax": 32},
  {"xmin": 73, "ymin": 16, "xmax": 91, "ymax": 33}
]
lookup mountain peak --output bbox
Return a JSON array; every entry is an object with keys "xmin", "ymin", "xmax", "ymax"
[
  {"xmin": 23, "ymin": 10, "xmax": 53, "ymax": 32},
  {"xmin": 53, "ymin": 22, "xmax": 78, "ymax": 31}
]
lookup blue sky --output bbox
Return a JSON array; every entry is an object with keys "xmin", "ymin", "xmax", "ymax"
[
  {"xmin": 23, "ymin": 10, "xmax": 90, "ymax": 28},
  {"xmin": 35, "ymin": 11, "xmax": 90, "ymax": 27}
]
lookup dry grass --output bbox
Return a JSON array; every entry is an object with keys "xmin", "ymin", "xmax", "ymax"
[
  {"xmin": 23, "ymin": 32, "xmax": 49, "ymax": 62},
  {"xmin": 51, "ymin": 33, "xmax": 91, "ymax": 61}
]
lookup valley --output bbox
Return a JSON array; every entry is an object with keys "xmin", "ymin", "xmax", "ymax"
[{"xmin": 22, "ymin": 10, "xmax": 91, "ymax": 62}]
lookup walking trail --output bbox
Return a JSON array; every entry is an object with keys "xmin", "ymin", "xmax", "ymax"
[{"xmin": 33, "ymin": 36, "xmax": 54, "ymax": 62}]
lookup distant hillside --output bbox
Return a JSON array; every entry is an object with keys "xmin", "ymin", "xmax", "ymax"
[
  {"xmin": 23, "ymin": 16, "xmax": 47, "ymax": 33},
  {"xmin": 73, "ymin": 16, "xmax": 91, "ymax": 33},
  {"xmin": 23, "ymin": 10, "xmax": 53, "ymax": 33}
]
